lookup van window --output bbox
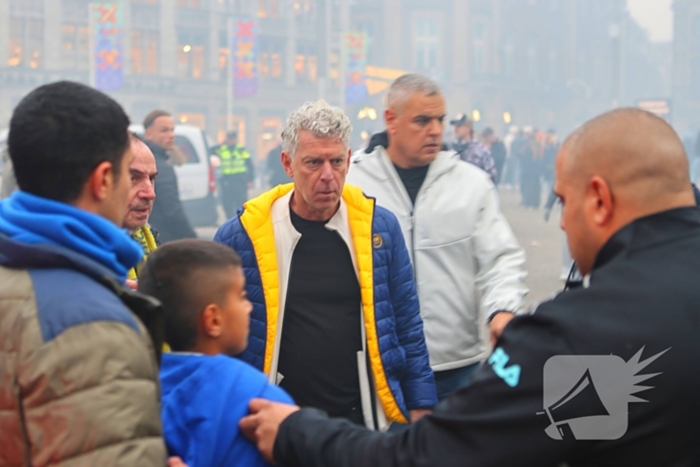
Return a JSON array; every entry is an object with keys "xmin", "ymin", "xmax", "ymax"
[{"xmin": 175, "ymin": 135, "xmax": 200, "ymax": 164}]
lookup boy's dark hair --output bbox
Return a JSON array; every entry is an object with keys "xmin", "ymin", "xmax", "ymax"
[
  {"xmin": 143, "ymin": 109, "xmax": 171, "ymax": 129},
  {"xmin": 482, "ymin": 127, "xmax": 495, "ymax": 139},
  {"xmin": 8, "ymin": 81, "xmax": 130, "ymax": 202},
  {"xmin": 138, "ymin": 239, "xmax": 243, "ymax": 352}
]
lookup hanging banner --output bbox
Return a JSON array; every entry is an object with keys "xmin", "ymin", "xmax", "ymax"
[
  {"xmin": 344, "ymin": 31, "xmax": 368, "ymax": 105},
  {"xmin": 229, "ymin": 18, "xmax": 259, "ymax": 99},
  {"xmin": 89, "ymin": 3, "xmax": 124, "ymax": 91}
]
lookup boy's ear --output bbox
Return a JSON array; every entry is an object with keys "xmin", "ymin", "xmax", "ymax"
[{"xmin": 201, "ymin": 303, "xmax": 223, "ymax": 338}]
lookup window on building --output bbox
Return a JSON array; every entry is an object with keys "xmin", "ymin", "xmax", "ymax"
[
  {"xmin": 527, "ymin": 34, "xmax": 538, "ymax": 82},
  {"xmin": 131, "ymin": 30, "xmax": 159, "ymax": 75},
  {"xmin": 258, "ymin": 0, "xmax": 279, "ymax": 18},
  {"xmin": 178, "ymin": 31, "xmax": 207, "ymax": 79},
  {"xmin": 294, "ymin": 0, "xmax": 314, "ymax": 20},
  {"xmin": 548, "ymin": 47, "xmax": 560, "ymax": 83},
  {"xmin": 473, "ymin": 19, "xmax": 487, "ymax": 74},
  {"xmin": 413, "ymin": 16, "xmax": 440, "ymax": 70},
  {"xmin": 61, "ymin": 23, "xmax": 90, "ymax": 70},
  {"xmin": 501, "ymin": 30, "xmax": 515, "ymax": 76},
  {"xmin": 260, "ymin": 39, "xmax": 285, "ymax": 82},
  {"xmin": 8, "ymin": 19, "xmax": 23, "ymax": 67},
  {"xmin": 8, "ymin": 18, "xmax": 44, "ymax": 69}
]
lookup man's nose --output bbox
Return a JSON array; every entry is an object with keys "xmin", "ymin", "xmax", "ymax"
[
  {"xmin": 319, "ymin": 161, "xmax": 334, "ymax": 180},
  {"xmin": 141, "ymin": 182, "xmax": 156, "ymax": 201},
  {"xmin": 428, "ymin": 119, "xmax": 442, "ymax": 136}
]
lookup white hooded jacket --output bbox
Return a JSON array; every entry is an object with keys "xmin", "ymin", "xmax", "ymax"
[{"xmin": 347, "ymin": 144, "xmax": 528, "ymax": 371}]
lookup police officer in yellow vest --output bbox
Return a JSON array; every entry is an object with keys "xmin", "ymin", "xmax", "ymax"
[{"xmin": 215, "ymin": 131, "xmax": 255, "ymax": 218}]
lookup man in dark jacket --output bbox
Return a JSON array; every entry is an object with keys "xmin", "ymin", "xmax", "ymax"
[
  {"xmin": 143, "ymin": 110, "xmax": 196, "ymax": 243},
  {"xmin": 240, "ymin": 108, "xmax": 700, "ymax": 466}
]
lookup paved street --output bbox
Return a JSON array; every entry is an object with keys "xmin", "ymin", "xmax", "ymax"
[
  {"xmin": 198, "ymin": 186, "xmax": 566, "ymax": 309},
  {"xmin": 497, "ymin": 187, "xmax": 565, "ymax": 309}
]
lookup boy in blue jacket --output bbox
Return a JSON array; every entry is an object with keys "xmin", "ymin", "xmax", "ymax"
[{"xmin": 138, "ymin": 239, "xmax": 294, "ymax": 467}]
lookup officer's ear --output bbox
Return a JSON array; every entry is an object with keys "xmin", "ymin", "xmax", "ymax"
[{"xmin": 281, "ymin": 151, "xmax": 294, "ymax": 178}]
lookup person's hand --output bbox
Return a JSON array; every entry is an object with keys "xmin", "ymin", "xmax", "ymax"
[
  {"xmin": 125, "ymin": 279, "xmax": 138, "ymax": 290},
  {"xmin": 239, "ymin": 399, "xmax": 300, "ymax": 464},
  {"xmin": 166, "ymin": 457, "xmax": 188, "ymax": 467},
  {"xmin": 410, "ymin": 408, "xmax": 431, "ymax": 422},
  {"xmin": 489, "ymin": 311, "xmax": 515, "ymax": 345}
]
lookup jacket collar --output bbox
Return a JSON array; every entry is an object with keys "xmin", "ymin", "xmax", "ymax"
[
  {"xmin": 593, "ymin": 207, "xmax": 700, "ymax": 271},
  {"xmin": 355, "ymin": 144, "xmax": 459, "ymax": 187},
  {"xmin": 240, "ymin": 182, "xmax": 374, "ymax": 224},
  {"xmin": 145, "ymin": 140, "xmax": 169, "ymax": 160}
]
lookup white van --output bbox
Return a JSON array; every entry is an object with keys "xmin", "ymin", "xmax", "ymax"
[{"xmin": 130, "ymin": 124, "xmax": 219, "ymax": 227}]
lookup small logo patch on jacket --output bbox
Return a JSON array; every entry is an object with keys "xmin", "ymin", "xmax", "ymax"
[{"xmin": 373, "ymin": 233, "xmax": 384, "ymax": 249}]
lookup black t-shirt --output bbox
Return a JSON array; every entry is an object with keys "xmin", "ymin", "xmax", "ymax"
[
  {"xmin": 393, "ymin": 163, "xmax": 429, "ymax": 205},
  {"xmin": 278, "ymin": 207, "xmax": 363, "ymax": 422}
]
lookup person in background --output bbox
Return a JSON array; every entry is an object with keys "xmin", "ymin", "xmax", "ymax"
[
  {"xmin": 266, "ymin": 139, "xmax": 289, "ymax": 187},
  {"xmin": 0, "ymin": 81, "xmax": 165, "ymax": 465},
  {"xmin": 481, "ymin": 127, "xmax": 507, "ymax": 186},
  {"xmin": 518, "ymin": 126, "xmax": 543, "ymax": 209},
  {"xmin": 349, "ymin": 74, "xmax": 527, "ymax": 400},
  {"xmin": 138, "ymin": 239, "xmax": 293, "ymax": 467},
  {"xmin": 449, "ymin": 114, "xmax": 497, "ymax": 182},
  {"xmin": 542, "ymin": 129, "xmax": 559, "ymax": 195},
  {"xmin": 214, "ymin": 100, "xmax": 437, "ymax": 430},
  {"xmin": 215, "ymin": 131, "xmax": 255, "ymax": 218},
  {"xmin": 143, "ymin": 109, "xmax": 197, "ymax": 243},
  {"xmin": 501, "ymin": 125, "xmax": 520, "ymax": 189}
]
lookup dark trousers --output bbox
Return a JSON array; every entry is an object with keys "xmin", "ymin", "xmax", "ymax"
[{"xmin": 220, "ymin": 174, "xmax": 249, "ymax": 219}]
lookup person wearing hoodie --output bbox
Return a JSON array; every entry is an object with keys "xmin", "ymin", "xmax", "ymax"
[
  {"xmin": 348, "ymin": 73, "xmax": 528, "ymax": 400},
  {"xmin": 0, "ymin": 81, "xmax": 165, "ymax": 465},
  {"xmin": 138, "ymin": 239, "xmax": 293, "ymax": 467}
]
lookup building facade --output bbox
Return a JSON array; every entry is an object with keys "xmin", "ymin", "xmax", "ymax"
[
  {"xmin": 0, "ymin": 0, "xmax": 669, "ymax": 159},
  {"xmin": 673, "ymin": 0, "xmax": 700, "ymax": 136}
]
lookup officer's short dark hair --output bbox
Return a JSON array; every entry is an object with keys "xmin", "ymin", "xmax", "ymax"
[
  {"xmin": 143, "ymin": 109, "xmax": 171, "ymax": 129},
  {"xmin": 482, "ymin": 127, "xmax": 495, "ymax": 138},
  {"xmin": 8, "ymin": 81, "xmax": 130, "ymax": 202},
  {"xmin": 138, "ymin": 239, "xmax": 243, "ymax": 352},
  {"xmin": 226, "ymin": 131, "xmax": 238, "ymax": 139}
]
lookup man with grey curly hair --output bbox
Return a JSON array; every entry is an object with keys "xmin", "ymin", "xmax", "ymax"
[
  {"xmin": 215, "ymin": 100, "xmax": 437, "ymax": 430},
  {"xmin": 281, "ymin": 100, "xmax": 352, "ymax": 159}
]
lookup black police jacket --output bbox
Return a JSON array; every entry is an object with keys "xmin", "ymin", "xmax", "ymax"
[{"xmin": 274, "ymin": 207, "xmax": 700, "ymax": 466}]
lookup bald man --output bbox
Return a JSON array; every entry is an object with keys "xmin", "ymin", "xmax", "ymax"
[{"xmin": 240, "ymin": 108, "xmax": 700, "ymax": 466}]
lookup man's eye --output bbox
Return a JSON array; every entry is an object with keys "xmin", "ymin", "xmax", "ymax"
[{"xmin": 416, "ymin": 118, "xmax": 429, "ymax": 126}]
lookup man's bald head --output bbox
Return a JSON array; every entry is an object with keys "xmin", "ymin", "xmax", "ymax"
[
  {"xmin": 561, "ymin": 108, "xmax": 690, "ymax": 202},
  {"xmin": 555, "ymin": 108, "xmax": 695, "ymax": 276}
]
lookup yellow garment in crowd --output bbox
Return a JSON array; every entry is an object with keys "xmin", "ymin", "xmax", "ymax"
[{"xmin": 128, "ymin": 225, "xmax": 158, "ymax": 280}]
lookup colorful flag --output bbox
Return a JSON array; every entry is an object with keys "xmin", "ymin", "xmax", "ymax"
[
  {"xmin": 229, "ymin": 18, "xmax": 259, "ymax": 99},
  {"xmin": 344, "ymin": 32, "xmax": 368, "ymax": 105},
  {"xmin": 89, "ymin": 3, "xmax": 124, "ymax": 91}
]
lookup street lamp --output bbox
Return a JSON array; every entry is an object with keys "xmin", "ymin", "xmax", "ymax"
[
  {"xmin": 472, "ymin": 109, "xmax": 481, "ymax": 122},
  {"xmin": 503, "ymin": 112, "xmax": 512, "ymax": 124}
]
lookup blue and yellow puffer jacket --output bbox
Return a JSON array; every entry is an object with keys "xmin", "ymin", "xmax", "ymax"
[{"xmin": 214, "ymin": 183, "xmax": 437, "ymax": 423}]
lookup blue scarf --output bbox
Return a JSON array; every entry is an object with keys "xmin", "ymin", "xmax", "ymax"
[{"xmin": 0, "ymin": 191, "xmax": 143, "ymax": 282}]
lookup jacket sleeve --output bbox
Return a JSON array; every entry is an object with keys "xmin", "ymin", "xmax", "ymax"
[
  {"xmin": 385, "ymin": 212, "xmax": 438, "ymax": 410},
  {"xmin": 273, "ymin": 310, "xmax": 577, "ymax": 467},
  {"xmin": 471, "ymin": 184, "xmax": 528, "ymax": 322}
]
